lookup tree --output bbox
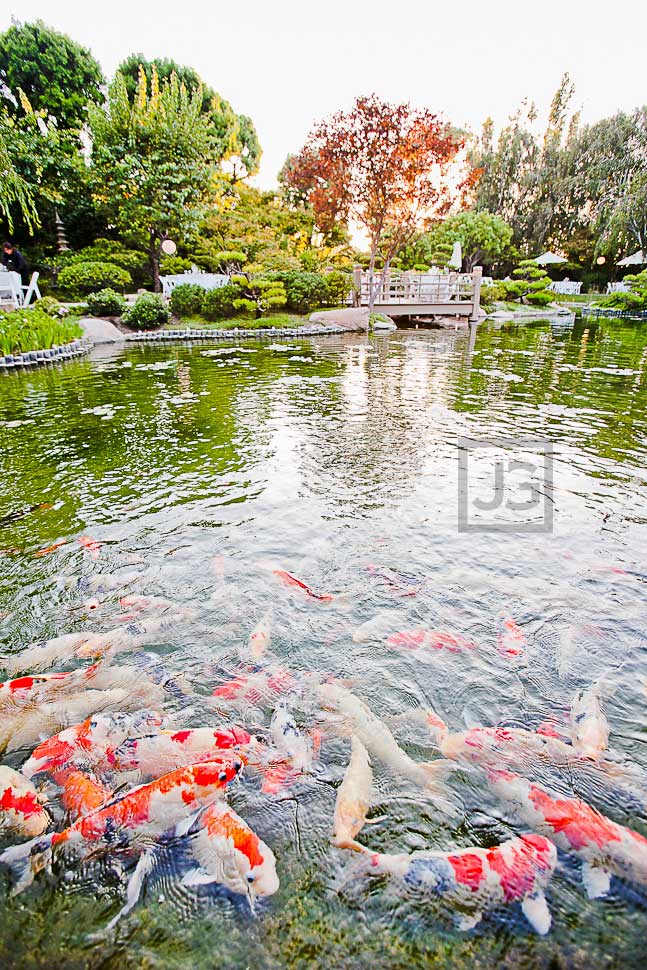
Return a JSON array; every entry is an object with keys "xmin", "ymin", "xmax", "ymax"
[
  {"xmin": 89, "ymin": 67, "xmax": 218, "ymax": 291},
  {"xmin": 410, "ymin": 211, "xmax": 513, "ymax": 272},
  {"xmin": 0, "ymin": 20, "xmax": 104, "ymax": 130},
  {"xmin": 116, "ymin": 54, "xmax": 261, "ymax": 180},
  {"xmin": 0, "ymin": 111, "xmax": 38, "ymax": 233},
  {"xmin": 284, "ymin": 94, "xmax": 462, "ymax": 310}
]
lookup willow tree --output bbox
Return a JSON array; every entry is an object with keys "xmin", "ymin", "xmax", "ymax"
[
  {"xmin": 284, "ymin": 94, "xmax": 463, "ymax": 310},
  {"xmin": 0, "ymin": 114, "xmax": 38, "ymax": 233},
  {"xmin": 89, "ymin": 67, "xmax": 217, "ymax": 291}
]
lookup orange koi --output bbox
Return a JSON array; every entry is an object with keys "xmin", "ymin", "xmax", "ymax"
[
  {"xmin": 497, "ymin": 615, "xmax": 526, "ymax": 658},
  {"xmin": 55, "ymin": 769, "xmax": 112, "ymax": 819},
  {"xmin": 35, "ymin": 540, "xmax": 67, "ymax": 557},
  {"xmin": 273, "ymin": 570, "xmax": 333, "ymax": 601}
]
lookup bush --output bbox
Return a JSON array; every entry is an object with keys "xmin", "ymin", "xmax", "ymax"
[
  {"xmin": 160, "ymin": 255, "xmax": 194, "ymax": 276},
  {"xmin": 323, "ymin": 270, "xmax": 352, "ymax": 307},
  {"xmin": 35, "ymin": 296, "xmax": 65, "ymax": 317},
  {"xmin": 526, "ymin": 290, "xmax": 554, "ymax": 307},
  {"xmin": 601, "ymin": 290, "xmax": 646, "ymax": 310},
  {"xmin": 231, "ymin": 277, "xmax": 287, "ymax": 317},
  {"xmin": 202, "ymin": 284, "xmax": 241, "ymax": 320},
  {"xmin": 86, "ymin": 288, "xmax": 127, "ymax": 317},
  {"xmin": 268, "ymin": 271, "xmax": 333, "ymax": 313},
  {"xmin": 122, "ymin": 293, "xmax": 170, "ymax": 329},
  {"xmin": 480, "ymin": 283, "xmax": 507, "ymax": 309},
  {"xmin": 169, "ymin": 283, "xmax": 206, "ymax": 318},
  {"xmin": 58, "ymin": 261, "xmax": 131, "ymax": 296}
]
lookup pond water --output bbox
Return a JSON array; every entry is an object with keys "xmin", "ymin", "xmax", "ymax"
[{"xmin": 1, "ymin": 317, "xmax": 646, "ymax": 969}]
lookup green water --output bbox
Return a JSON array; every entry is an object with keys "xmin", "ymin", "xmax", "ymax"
[{"xmin": 1, "ymin": 318, "xmax": 647, "ymax": 969}]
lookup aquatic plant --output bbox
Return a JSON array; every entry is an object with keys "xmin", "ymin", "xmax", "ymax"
[{"xmin": 0, "ymin": 307, "xmax": 82, "ymax": 355}]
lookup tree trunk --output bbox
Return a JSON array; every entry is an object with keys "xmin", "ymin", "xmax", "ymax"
[
  {"xmin": 149, "ymin": 229, "xmax": 166, "ymax": 294},
  {"xmin": 367, "ymin": 239, "xmax": 380, "ymax": 314}
]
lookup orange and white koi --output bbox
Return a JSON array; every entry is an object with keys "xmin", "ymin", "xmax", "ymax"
[
  {"xmin": 245, "ymin": 611, "xmax": 273, "ymax": 662},
  {"xmin": 362, "ymin": 834, "xmax": 556, "ymax": 934},
  {"xmin": 56, "ymin": 770, "xmax": 112, "ymax": 819},
  {"xmin": 211, "ymin": 665, "xmax": 296, "ymax": 707},
  {"xmin": 333, "ymin": 736, "xmax": 374, "ymax": 852},
  {"xmin": 270, "ymin": 702, "xmax": 312, "ymax": 773},
  {"xmin": 486, "ymin": 768, "xmax": 647, "ymax": 898},
  {"xmin": 385, "ymin": 630, "xmax": 477, "ymax": 655},
  {"xmin": 318, "ymin": 683, "xmax": 455, "ymax": 809},
  {"xmin": 77, "ymin": 536, "xmax": 101, "ymax": 558},
  {"xmin": 111, "ymin": 725, "xmax": 252, "ymax": 778},
  {"xmin": 273, "ymin": 570, "xmax": 333, "ymax": 602},
  {"xmin": 497, "ymin": 615, "xmax": 526, "ymax": 659},
  {"xmin": 1, "ymin": 757, "xmax": 243, "ymax": 893},
  {"xmin": 22, "ymin": 710, "xmax": 163, "ymax": 779},
  {"xmin": 570, "ymin": 684, "xmax": 609, "ymax": 759},
  {"xmin": 0, "ymin": 766, "xmax": 50, "ymax": 836},
  {"xmin": 181, "ymin": 801, "xmax": 279, "ymax": 897}
]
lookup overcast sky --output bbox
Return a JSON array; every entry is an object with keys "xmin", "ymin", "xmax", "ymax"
[{"xmin": 2, "ymin": 0, "xmax": 646, "ymax": 188}]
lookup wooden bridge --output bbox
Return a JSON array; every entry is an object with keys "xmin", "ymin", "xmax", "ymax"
[{"xmin": 352, "ymin": 266, "xmax": 482, "ymax": 321}]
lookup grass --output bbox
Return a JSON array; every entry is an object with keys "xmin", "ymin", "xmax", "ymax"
[{"xmin": 551, "ymin": 292, "xmax": 608, "ymax": 304}]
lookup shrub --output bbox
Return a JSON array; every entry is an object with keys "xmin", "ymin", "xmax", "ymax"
[
  {"xmin": 268, "ymin": 271, "xmax": 331, "ymax": 313},
  {"xmin": 601, "ymin": 290, "xmax": 646, "ymax": 310},
  {"xmin": 35, "ymin": 296, "xmax": 65, "ymax": 317},
  {"xmin": 201, "ymin": 284, "xmax": 241, "ymax": 320},
  {"xmin": 170, "ymin": 284, "xmax": 206, "ymax": 318},
  {"xmin": 324, "ymin": 270, "xmax": 352, "ymax": 306},
  {"xmin": 526, "ymin": 290, "xmax": 554, "ymax": 307},
  {"xmin": 122, "ymin": 293, "xmax": 170, "ymax": 329},
  {"xmin": 86, "ymin": 288, "xmax": 127, "ymax": 317},
  {"xmin": 160, "ymin": 255, "xmax": 193, "ymax": 276},
  {"xmin": 213, "ymin": 250, "xmax": 247, "ymax": 273},
  {"xmin": 480, "ymin": 283, "xmax": 507, "ymax": 309},
  {"xmin": 58, "ymin": 261, "xmax": 131, "ymax": 296},
  {"xmin": 231, "ymin": 276, "xmax": 287, "ymax": 317}
]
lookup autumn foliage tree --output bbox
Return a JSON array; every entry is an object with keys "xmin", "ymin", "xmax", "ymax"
[{"xmin": 284, "ymin": 94, "xmax": 463, "ymax": 309}]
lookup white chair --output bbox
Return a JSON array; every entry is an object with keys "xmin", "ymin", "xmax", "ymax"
[
  {"xmin": 22, "ymin": 271, "xmax": 41, "ymax": 306},
  {"xmin": 0, "ymin": 270, "xmax": 24, "ymax": 307}
]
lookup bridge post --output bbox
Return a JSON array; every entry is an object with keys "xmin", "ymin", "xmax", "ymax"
[
  {"xmin": 470, "ymin": 266, "xmax": 482, "ymax": 322},
  {"xmin": 352, "ymin": 265, "xmax": 362, "ymax": 307}
]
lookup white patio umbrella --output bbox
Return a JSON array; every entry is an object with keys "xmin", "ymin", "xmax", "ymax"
[
  {"xmin": 617, "ymin": 249, "xmax": 645, "ymax": 267},
  {"xmin": 535, "ymin": 251, "xmax": 567, "ymax": 266},
  {"xmin": 448, "ymin": 241, "xmax": 462, "ymax": 270}
]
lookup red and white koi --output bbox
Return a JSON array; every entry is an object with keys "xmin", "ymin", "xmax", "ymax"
[
  {"xmin": 273, "ymin": 569, "xmax": 333, "ymax": 602},
  {"xmin": 570, "ymin": 684, "xmax": 609, "ymax": 759},
  {"xmin": 497, "ymin": 615, "xmax": 526, "ymax": 659},
  {"xmin": 0, "ymin": 766, "xmax": 50, "ymax": 836},
  {"xmin": 77, "ymin": 537, "xmax": 101, "ymax": 559},
  {"xmin": 486, "ymin": 768, "xmax": 647, "ymax": 898},
  {"xmin": 22, "ymin": 710, "xmax": 163, "ymax": 779},
  {"xmin": 211, "ymin": 665, "xmax": 296, "ymax": 707},
  {"xmin": 385, "ymin": 630, "xmax": 477, "ymax": 655},
  {"xmin": 333, "ymin": 736, "xmax": 374, "ymax": 852},
  {"xmin": 1, "ymin": 756, "xmax": 243, "ymax": 893},
  {"xmin": 318, "ymin": 683, "xmax": 455, "ymax": 808},
  {"xmin": 362, "ymin": 834, "xmax": 556, "ymax": 934},
  {"xmin": 111, "ymin": 725, "xmax": 252, "ymax": 778}
]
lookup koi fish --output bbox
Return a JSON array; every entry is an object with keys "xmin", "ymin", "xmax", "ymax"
[
  {"xmin": 333, "ymin": 736, "xmax": 374, "ymax": 852},
  {"xmin": 211, "ymin": 665, "xmax": 296, "ymax": 707},
  {"xmin": 22, "ymin": 710, "xmax": 163, "ymax": 779},
  {"xmin": 362, "ymin": 833, "xmax": 556, "ymax": 934},
  {"xmin": 0, "ymin": 671, "xmax": 78, "ymax": 710},
  {"xmin": 181, "ymin": 801, "xmax": 279, "ymax": 897},
  {"xmin": 385, "ymin": 630, "xmax": 477, "ymax": 654},
  {"xmin": 365, "ymin": 564, "xmax": 423, "ymax": 596},
  {"xmin": 245, "ymin": 611, "xmax": 273, "ymax": 661},
  {"xmin": 497, "ymin": 616, "xmax": 526, "ymax": 659},
  {"xmin": 0, "ymin": 766, "xmax": 50, "ymax": 837},
  {"xmin": 317, "ymin": 683, "xmax": 455, "ymax": 808},
  {"xmin": 486, "ymin": 768, "xmax": 647, "ymax": 898},
  {"xmin": 115, "ymin": 595, "xmax": 174, "ymax": 619},
  {"xmin": 273, "ymin": 570, "xmax": 333, "ymax": 602},
  {"xmin": 35, "ymin": 540, "xmax": 68, "ymax": 557},
  {"xmin": 270, "ymin": 702, "xmax": 312, "ymax": 772},
  {"xmin": 1, "ymin": 630, "xmax": 128, "ymax": 675},
  {"xmin": 56, "ymin": 770, "xmax": 112, "ymax": 819},
  {"xmin": 1, "ymin": 756, "xmax": 243, "ymax": 893},
  {"xmin": 78, "ymin": 537, "xmax": 101, "ymax": 558},
  {"xmin": 78, "ymin": 571, "xmax": 143, "ymax": 593},
  {"xmin": 352, "ymin": 611, "xmax": 401, "ymax": 643},
  {"xmin": 111, "ymin": 726, "xmax": 252, "ymax": 778},
  {"xmin": 570, "ymin": 684, "xmax": 609, "ymax": 759}
]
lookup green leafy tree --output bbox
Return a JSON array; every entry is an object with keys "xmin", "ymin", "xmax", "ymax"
[
  {"xmin": 116, "ymin": 54, "xmax": 261, "ymax": 180},
  {"xmin": 0, "ymin": 20, "xmax": 104, "ymax": 130},
  {"xmin": 407, "ymin": 211, "xmax": 513, "ymax": 272},
  {"xmin": 89, "ymin": 67, "xmax": 218, "ymax": 291},
  {"xmin": 0, "ymin": 110, "xmax": 38, "ymax": 232}
]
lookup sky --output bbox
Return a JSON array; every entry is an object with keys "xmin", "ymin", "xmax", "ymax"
[{"xmin": 2, "ymin": 0, "xmax": 646, "ymax": 189}]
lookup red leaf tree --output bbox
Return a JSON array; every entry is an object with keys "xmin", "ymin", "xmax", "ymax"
[{"xmin": 285, "ymin": 94, "xmax": 464, "ymax": 310}]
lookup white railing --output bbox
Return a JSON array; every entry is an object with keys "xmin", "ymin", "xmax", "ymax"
[
  {"xmin": 549, "ymin": 281, "xmax": 582, "ymax": 295},
  {"xmin": 606, "ymin": 281, "xmax": 630, "ymax": 294},
  {"xmin": 353, "ymin": 269, "xmax": 477, "ymax": 305},
  {"xmin": 160, "ymin": 272, "xmax": 230, "ymax": 298}
]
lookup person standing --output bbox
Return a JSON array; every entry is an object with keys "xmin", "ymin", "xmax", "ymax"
[{"xmin": 1, "ymin": 242, "xmax": 29, "ymax": 285}]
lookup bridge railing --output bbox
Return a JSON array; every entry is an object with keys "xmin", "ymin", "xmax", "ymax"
[{"xmin": 352, "ymin": 267, "xmax": 480, "ymax": 309}]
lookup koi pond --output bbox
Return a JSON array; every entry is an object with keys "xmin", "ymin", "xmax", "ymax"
[{"xmin": 1, "ymin": 317, "xmax": 646, "ymax": 969}]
